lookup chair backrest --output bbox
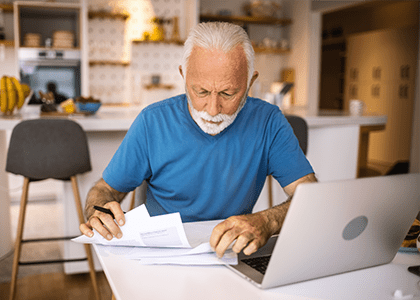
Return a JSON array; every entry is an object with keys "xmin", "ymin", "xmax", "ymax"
[
  {"xmin": 285, "ymin": 115, "xmax": 308, "ymax": 155},
  {"xmin": 6, "ymin": 119, "xmax": 91, "ymax": 180}
]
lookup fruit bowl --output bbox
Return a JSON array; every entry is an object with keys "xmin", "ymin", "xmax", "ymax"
[{"xmin": 76, "ymin": 102, "xmax": 102, "ymax": 115}]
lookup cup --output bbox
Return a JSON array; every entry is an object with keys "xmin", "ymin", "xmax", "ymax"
[{"xmin": 349, "ymin": 99, "xmax": 365, "ymax": 116}]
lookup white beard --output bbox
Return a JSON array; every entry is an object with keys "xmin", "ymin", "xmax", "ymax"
[{"xmin": 186, "ymin": 90, "xmax": 247, "ymax": 135}]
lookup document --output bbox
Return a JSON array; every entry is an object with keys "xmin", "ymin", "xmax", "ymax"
[
  {"xmin": 72, "ymin": 204, "xmax": 237, "ymax": 265},
  {"xmin": 73, "ymin": 204, "xmax": 191, "ymax": 247}
]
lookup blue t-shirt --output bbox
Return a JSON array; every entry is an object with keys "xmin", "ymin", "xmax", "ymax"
[{"xmin": 103, "ymin": 94, "xmax": 314, "ymax": 222}]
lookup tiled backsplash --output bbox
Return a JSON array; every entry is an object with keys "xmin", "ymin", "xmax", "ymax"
[{"xmin": 88, "ymin": 0, "xmax": 187, "ymax": 105}]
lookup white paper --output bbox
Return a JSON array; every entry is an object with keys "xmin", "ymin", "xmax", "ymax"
[
  {"xmin": 73, "ymin": 205, "xmax": 238, "ymax": 265},
  {"xmin": 72, "ymin": 204, "xmax": 190, "ymax": 248},
  {"xmin": 136, "ymin": 250, "xmax": 238, "ymax": 265}
]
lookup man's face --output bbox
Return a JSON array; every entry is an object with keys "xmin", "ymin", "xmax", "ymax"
[{"xmin": 181, "ymin": 45, "xmax": 257, "ymax": 135}]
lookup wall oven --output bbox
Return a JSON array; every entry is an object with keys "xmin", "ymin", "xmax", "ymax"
[{"xmin": 18, "ymin": 48, "xmax": 81, "ymax": 103}]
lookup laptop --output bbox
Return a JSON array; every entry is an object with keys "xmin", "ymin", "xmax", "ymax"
[{"xmin": 226, "ymin": 173, "xmax": 420, "ymax": 289}]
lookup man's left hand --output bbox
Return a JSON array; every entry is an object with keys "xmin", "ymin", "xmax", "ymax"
[{"xmin": 209, "ymin": 211, "xmax": 277, "ymax": 258}]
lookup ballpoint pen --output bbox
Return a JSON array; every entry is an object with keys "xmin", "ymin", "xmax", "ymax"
[{"xmin": 93, "ymin": 205, "xmax": 126, "ymax": 219}]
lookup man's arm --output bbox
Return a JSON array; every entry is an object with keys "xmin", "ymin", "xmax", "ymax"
[
  {"xmin": 209, "ymin": 173, "xmax": 317, "ymax": 257},
  {"xmin": 79, "ymin": 178, "xmax": 128, "ymax": 240}
]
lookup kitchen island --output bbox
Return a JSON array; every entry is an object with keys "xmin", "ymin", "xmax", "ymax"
[{"xmin": 0, "ymin": 105, "xmax": 386, "ymax": 272}]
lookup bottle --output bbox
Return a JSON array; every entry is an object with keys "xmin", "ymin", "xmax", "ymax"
[{"xmin": 0, "ymin": 9, "xmax": 5, "ymax": 40}]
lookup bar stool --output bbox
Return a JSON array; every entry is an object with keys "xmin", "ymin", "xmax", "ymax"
[{"xmin": 6, "ymin": 119, "xmax": 100, "ymax": 300}]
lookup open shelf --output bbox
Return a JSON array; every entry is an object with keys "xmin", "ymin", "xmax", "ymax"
[
  {"xmin": 0, "ymin": 40, "xmax": 14, "ymax": 47},
  {"xmin": 89, "ymin": 60, "xmax": 130, "ymax": 67},
  {"xmin": 0, "ymin": 3, "xmax": 13, "ymax": 13},
  {"xmin": 88, "ymin": 10, "xmax": 130, "ymax": 20},
  {"xmin": 200, "ymin": 14, "xmax": 292, "ymax": 26},
  {"xmin": 132, "ymin": 39, "xmax": 184, "ymax": 46},
  {"xmin": 254, "ymin": 46, "xmax": 290, "ymax": 54}
]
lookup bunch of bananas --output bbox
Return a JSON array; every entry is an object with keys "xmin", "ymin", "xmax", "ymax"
[{"xmin": 0, "ymin": 76, "xmax": 31, "ymax": 115}]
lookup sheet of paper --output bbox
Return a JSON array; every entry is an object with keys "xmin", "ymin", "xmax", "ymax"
[
  {"xmin": 95, "ymin": 244, "xmax": 237, "ymax": 265},
  {"xmin": 72, "ymin": 204, "xmax": 191, "ymax": 248},
  {"xmin": 136, "ymin": 250, "xmax": 238, "ymax": 265},
  {"xmin": 74, "ymin": 205, "xmax": 238, "ymax": 265}
]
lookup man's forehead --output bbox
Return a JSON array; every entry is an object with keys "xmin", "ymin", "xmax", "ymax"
[{"xmin": 189, "ymin": 45, "xmax": 246, "ymax": 63}]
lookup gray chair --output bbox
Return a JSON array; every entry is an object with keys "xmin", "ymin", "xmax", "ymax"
[
  {"xmin": 6, "ymin": 119, "xmax": 100, "ymax": 300},
  {"xmin": 267, "ymin": 115, "xmax": 308, "ymax": 207},
  {"xmin": 285, "ymin": 115, "xmax": 308, "ymax": 155}
]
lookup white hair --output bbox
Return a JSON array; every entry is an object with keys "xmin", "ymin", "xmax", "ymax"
[{"xmin": 181, "ymin": 22, "xmax": 255, "ymax": 86}]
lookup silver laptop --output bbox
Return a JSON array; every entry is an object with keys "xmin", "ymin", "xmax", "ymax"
[{"xmin": 226, "ymin": 173, "xmax": 420, "ymax": 289}]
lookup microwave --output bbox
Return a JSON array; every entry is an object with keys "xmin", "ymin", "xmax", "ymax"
[{"xmin": 18, "ymin": 48, "xmax": 81, "ymax": 104}]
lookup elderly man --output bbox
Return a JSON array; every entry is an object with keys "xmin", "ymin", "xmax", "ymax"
[{"xmin": 80, "ymin": 22, "xmax": 316, "ymax": 258}]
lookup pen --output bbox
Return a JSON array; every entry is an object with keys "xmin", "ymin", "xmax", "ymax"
[{"xmin": 93, "ymin": 205, "xmax": 126, "ymax": 219}]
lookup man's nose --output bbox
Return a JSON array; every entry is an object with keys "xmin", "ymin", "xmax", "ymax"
[{"xmin": 207, "ymin": 93, "xmax": 221, "ymax": 116}]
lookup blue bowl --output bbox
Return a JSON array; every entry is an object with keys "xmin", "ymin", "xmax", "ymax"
[{"xmin": 76, "ymin": 102, "xmax": 102, "ymax": 114}]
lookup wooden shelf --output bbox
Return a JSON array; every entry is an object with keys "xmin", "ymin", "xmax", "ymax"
[
  {"xmin": 144, "ymin": 84, "xmax": 174, "ymax": 90},
  {"xmin": 0, "ymin": 4, "xmax": 13, "ymax": 13},
  {"xmin": 88, "ymin": 10, "xmax": 130, "ymax": 20},
  {"xmin": 0, "ymin": 40, "xmax": 14, "ymax": 47},
  {"xmin": 200, "ymin": 14, "xmax": 292, "ymax": 26},
  {"xmin": 132, "ymin": 39, "xmax": 184, "ymax": 46},
  {"xmin": 19, "ymin": 46, "xmax": 80, "ymax": 50},
  {"xmin": 89, "ymin": 60, "xmax": 130, "ymax": 67},
  {"xmin": 254, "ymin": 46, "xmax": 290, "ymax": 54}
]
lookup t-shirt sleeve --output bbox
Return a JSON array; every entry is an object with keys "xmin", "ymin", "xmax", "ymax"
[
  {"xmin": 102, "ymin": 113, "xmax": 152, "ymax": 192},
  {"xmin": 267, "ymin": 110, "xmax": 314, "ymax": 188}
]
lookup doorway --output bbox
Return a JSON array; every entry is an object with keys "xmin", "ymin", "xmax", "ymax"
[{"xmin": 319, "ymin": 1, "xmax": 419, "ymax": 176}]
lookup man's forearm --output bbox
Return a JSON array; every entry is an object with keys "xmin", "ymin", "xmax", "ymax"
[
  {"xmin": 257, "ymin": 198, "xmax": 291, "ymax": 236},
  {"xmin": 84, "ymin": 178, "xmax": 127, "ymax": 219}
]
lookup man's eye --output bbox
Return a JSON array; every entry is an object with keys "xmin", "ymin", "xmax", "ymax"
[{"xmin": 221, "ymin": 92, "xmax": 233, "ymax": 97}]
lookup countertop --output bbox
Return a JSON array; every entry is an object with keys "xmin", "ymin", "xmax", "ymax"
[
  {"xmin": 282, "ymin": 106, "xmax": 387, "ymax": 127},
  {"xmin": 0, "ymin": 105, "xmax": 387, "ymax": 131}
]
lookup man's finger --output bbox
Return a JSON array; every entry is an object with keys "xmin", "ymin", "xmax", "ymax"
[
  {"xmin": 79, "ymin": 222, "xmax": 94, "ymax": 238},
  {"xmin": 232, "ymin": 234, "xmax": 251, "ymax": 254},
  {"xmin": 98, "ymin": 213, "xmax": 123, "ymax": 239},
  {"xmin": 107, "ymin": 201, "xmax": 125, "ymax": 226},
  {"xmin": 89, "ymin": 216, "xmax": 114, "ymax": 240},
  {"xmin": 210, "ymin": 219, "xmax": 235, "ymax": 250},
  {"xmin": 214, "ymin": 227, "xmax": 242, "ymax": 258},
  {"xmin": 243, "ymin": 240, "xmax": 259, "ymax": 256}
]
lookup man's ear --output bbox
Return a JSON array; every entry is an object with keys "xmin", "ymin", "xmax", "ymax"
[
  {"xmin": 179, "ymin": 66, "xmax": 184, "ymax": 79},
  {"xmin": 249, "ymin": 71, "xmax": 259, "ymax": 89}
]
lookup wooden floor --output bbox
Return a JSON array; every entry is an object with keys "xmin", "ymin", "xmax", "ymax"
[{"xmin": 0, "ymin": 271, "xmax": 112, "ymax": 300}]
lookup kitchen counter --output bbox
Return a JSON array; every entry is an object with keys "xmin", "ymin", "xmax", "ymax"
[
  {"xmin": 0, "ymin": 104, "xmax": 387, "ymax": 268},
  {"xmin": 282, "ymin": 106, "xmax": 387, "ymax": 127},
  {"xmin": 0, "ymin": 105, "xmax": 386, "ymax": 131},
  {"xmin": 0, "ymin": 105, "xmax": 144, "ymax": 131}
]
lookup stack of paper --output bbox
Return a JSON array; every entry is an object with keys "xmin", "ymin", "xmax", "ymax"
[{"xmin": 72, "ymin": 204, "xmax": 237, "ymax": 265}]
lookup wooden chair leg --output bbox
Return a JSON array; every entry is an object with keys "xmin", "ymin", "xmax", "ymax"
[
  {"xmin": 267, "ymin": 175, "xmax": 273, "ymax": 208},
  {"xmin": 71, "ymin": 176, "xmax": 101, "ymax": 300},
  {"xmin": 129, "ymin": 190, "xmax": 136, "ymax": 211},
  {"xmin": 9, "ymin": 177, "xmax": 30, "ymax": 300}
]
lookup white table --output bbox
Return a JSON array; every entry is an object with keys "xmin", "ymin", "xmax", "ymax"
[
  {"xmin": 94, "ymin": 244, "xmax": 420, "ymax": 300},
  {"xmin": 0, "ymin": 105, "xmax": 387, "ymax": 267}
]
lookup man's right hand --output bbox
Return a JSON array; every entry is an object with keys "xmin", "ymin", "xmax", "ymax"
[{"xmin": 79, "ymin": 200, "xmax": 125, "ymax": 240}]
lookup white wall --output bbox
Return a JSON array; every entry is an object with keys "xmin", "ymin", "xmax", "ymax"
[{"xmin": 282, "ymin": 0, "xmax": 320, "ymax": 110}]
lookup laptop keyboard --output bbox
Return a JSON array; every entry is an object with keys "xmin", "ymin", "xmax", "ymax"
[{"xmin": 241, "ymin": 255, "xmax": 271, "ymax": 275}]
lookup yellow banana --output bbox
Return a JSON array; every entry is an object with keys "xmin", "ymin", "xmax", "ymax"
[
  {"xmin": 0, "ymin": 76, "xmax": 8, "ymax": 114},
  {"xmin": 21, "ymin": 84, "xmax": 31, "ymax": 98},
  {"xmin": 11, "ymin": 77, "xmax": 25, "ymax": 109},
  {"xmin": 6, "ymin": 77, "xmax": 16, "ymax": 113}
]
